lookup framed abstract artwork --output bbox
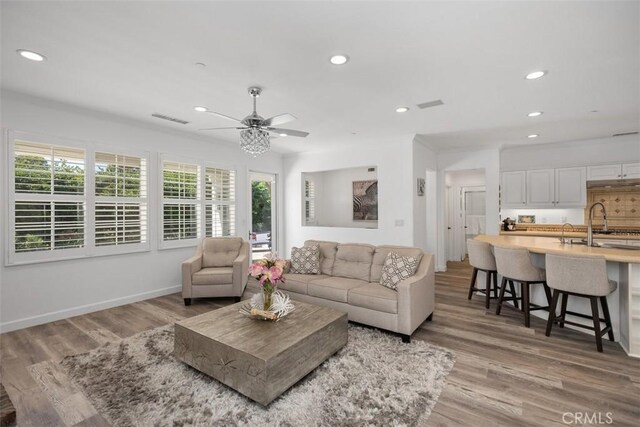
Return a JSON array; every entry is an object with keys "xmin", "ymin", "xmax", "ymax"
[{"xmin": 353, "ymin": 180, "xmax": 378, "ymax": 221}]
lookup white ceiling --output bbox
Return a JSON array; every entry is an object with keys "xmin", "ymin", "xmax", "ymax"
[{"xmin": 2, "ymin": 1, "xmax": 638, "ymax": 154}]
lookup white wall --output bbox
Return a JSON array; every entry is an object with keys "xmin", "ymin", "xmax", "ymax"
[
  {"xmin": 436, "ymin": 148, "xmax": 501, "ymax": 271},
  {"xmin": 500, "ymin": 134, "xmax": 640, "ymax": 171},
  {"xmin": 0, "ymin": 91, "xmax": 284, "ymax": 331},
  {"xmin": 283, "ymin": 139, "xmax": 415, "ymax": 255},
  {"xmin": 412, "ymin": 141, "xmax": 437, "ymax": 255},
  {"xmin": 304, "ymin": 167, "xmax": 378, "ymax": 228}
]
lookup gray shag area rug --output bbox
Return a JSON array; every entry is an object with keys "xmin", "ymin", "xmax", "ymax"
[{"xmin": 58, "ymin": 324, "xmax": 455, "ymax": 426}]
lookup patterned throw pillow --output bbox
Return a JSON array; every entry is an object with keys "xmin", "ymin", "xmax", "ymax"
[
  {"xmin": 380, "ymin": 252, "xmax": 422, "ymax": 291},
  {"xmin": 290, "ymin": 245, "xmax": 320, "ymax": 274}
]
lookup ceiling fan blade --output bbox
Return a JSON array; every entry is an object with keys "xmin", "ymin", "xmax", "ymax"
[
  {"xmin": 267, "ymin": 127, "xmax": 309, "ymax": 138},
  {"xmin": 199, "ymin": 127, "xmax": 247, "ymax": 131},
  {"xmin": 261, "ymin": 113, "xmax": 296, "ymax": 127},
  {"xmin": 205, "ymin": 111, "xmax": 243, "ymax": 123}
]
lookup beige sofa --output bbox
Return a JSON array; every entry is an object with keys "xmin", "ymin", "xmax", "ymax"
[
  {"xmin": 244, "ymin": 240, "xmax": 435, "ymax": 342},
  {"xmin": 182, "ymin": 237, "xmax": 250, "ymax": 305}
]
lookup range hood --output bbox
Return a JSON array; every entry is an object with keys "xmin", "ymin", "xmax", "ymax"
[{"xmin": 587, "ymin": 178, "xmax": 640, "ymax": 189}]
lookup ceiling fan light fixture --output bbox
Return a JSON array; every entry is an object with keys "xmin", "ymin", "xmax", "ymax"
[
  {"xmin": 240, "ymin": 128, "xmax": 270, "ymax": 157},
  {"xmin": 193, "ymin": 106, "xmax": 207, "ymax": 112},
  {"xmin": 330, "ymin": 54, "xmax": 349, "ymax": 65}
]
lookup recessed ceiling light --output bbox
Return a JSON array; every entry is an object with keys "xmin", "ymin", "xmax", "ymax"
[
  {"xmin": 17, "ymin": 49, "xmax": 45, "ymax": 62},
  {"xmin": 527, "ymin": 111, "xmax": 543, "ymax": 117},
  {"xmin": 527, "ymin": 134, "xmax": 539, "ymax": 139},
  {"xmin": 525, "ymin": 70, "xmax": 547, "ymax": 80},
  {"xmin": 279, "ymin": 133, "xmax": 288, "ymax": 137},
  {"xmin": 395, "ymin": 106, "xmax": 410, "ymax": 113},
  {"xmin": 193, "ymin": 106, "xmax": 207, "ymax": 112},
  {"xmin": 329, "ymin": 54, "xmax": 349, "ymax": 65}
]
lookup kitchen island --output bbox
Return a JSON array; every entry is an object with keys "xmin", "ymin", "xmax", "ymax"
[{"xmin": 475, "ymin": 234, "xmax": 640, "ymax": 358}]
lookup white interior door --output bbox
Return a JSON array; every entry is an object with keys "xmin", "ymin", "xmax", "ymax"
[{"xmin": 461, "ymin": 187, "xmax": 486, "ymax": 257}]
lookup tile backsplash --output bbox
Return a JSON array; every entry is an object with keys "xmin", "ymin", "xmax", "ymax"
[{"xmin": 585, "ymin": 187, "xmax": 640, "ymax": 227}]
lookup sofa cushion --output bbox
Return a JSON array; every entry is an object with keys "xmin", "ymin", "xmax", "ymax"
[
  {"xmin": 348, "ymin": 283, "xmax": 398, "ymax": 314},
  {"xmin": 380, "ymin": 252, "xmax": 421, "ymax": 291},
  {"xmin": 290, "ymin": 245, "xmax": 320, "ymax": 274},
  {"xmin": 371, "ymin": 245, "xmax": 423, "ymax": 283},
  {"xmin": 332, "ymin": 243, "xmax": 375, "ymax": 281},
  {"xmin": 192, "ymin": 267, "xmax": 234, "ymax": 286},
  {"xmin": 202, "ymin": 237, "xmax": 242, "ymax": 268},
  {"xmin": 308, "ymin": 277, "xmax": 368, "ymax": 303},
  {"xmin": 304, "ymin": 240, "xmax": 338, "ymax": 275},
  {"xmin": 279, "ymin": 273, "xmax": 328, "ymax": 294}
]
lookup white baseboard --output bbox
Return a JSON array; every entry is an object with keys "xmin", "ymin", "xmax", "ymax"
[{"xmin": 0, "ymin": 285, "xmax": 181, "ymax": 333}]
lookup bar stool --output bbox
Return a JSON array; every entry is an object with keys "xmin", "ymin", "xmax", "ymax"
[
  {"xmin": 467, "ymin": 239, "xmax": 501, "ymax": 309},
  {"xmin": 544, "ymin": 253, "xmax": 616, "ymax": 352},
  {"xmin": 494, "ymin": 245, "xmax": 552, "ymax": 327}
]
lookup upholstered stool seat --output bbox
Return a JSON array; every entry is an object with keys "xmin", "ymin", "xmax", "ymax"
[
  {"xmin": 493, "ymin": 245, "xmax": 551, "ymax": 327},
  {"xmin": 466, "ymin": 239, "xmax": 505, "ymax": 309},
  {"xmin": 544, "ymin": 253, "xmax": 616, "ymax": 352}
]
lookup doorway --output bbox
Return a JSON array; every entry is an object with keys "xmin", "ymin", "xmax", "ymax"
[
  {"xmin": 444, "ymin": 169, "xmax": 486, "ymax": 262},
  {"xmin": 249, "ymin": 171, "xmax": 277, "ymax": 261}
]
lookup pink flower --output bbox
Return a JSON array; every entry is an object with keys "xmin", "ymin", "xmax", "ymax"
[
  {"xmin": 269, "ymin": 266, "xmax": 283, "ymax": 282},
  {"xmin": 248, "ymin": 263, "xmax": 266, "ymax": 278}
]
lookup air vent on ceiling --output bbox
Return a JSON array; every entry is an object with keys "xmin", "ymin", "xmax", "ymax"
[
  {"xmin": 612, "ymin": 131, "xmax": 638, "ymax": 137},
  {"xmin": 152, "ymin": 113, "xmax": 189, "ymax": 125},
  {"xmin": 417, "ymin": 99, "xmax": 444, "ymax": 109},
  {"xmin": 368, "ymin": 167, "xmax": 376, "ymax": 172}
]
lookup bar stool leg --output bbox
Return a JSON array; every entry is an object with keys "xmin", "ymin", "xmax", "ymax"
[
  {"xmin": 522, "ymin": 282, "xmax": 530, "ymax": 327},
  {"xmin": 545, "ymin": 289, "xmax": 561, "ymax": 337},
  {"xmin": 600, "ymin": 296, "xmax": 615, "ymax": 342},
  {"xmin": 543, "ymin": 283, "xmax": 552, "ymax": 306},
  {"xmin": 485, "ymin": 270, "xmax": 491, "ymax": 309},
  {"xmin": 590, "ymin": 297, "xmax": 603, "ymax": 352},
  {"xmin": 508, "ymin": 280, "xmax": 519, "ymax": 310},
  {"xmin": 467, "ymin": 268, "xmax": 479, "ymax": 300},
  {"xmin": 492, "ymin": 271, "xmax": 498, "ymax": 298},
  {"xmin": 496, "ymin": 277, "xmax": 507, "ymax": 315},
  {"xmin": 559, "ymin": 293, "xmax": 568, "ymax": 328}
]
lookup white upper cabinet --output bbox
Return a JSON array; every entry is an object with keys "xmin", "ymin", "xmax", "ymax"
[
  {"xmin": 622, "ymin": 162, "xmax": 640, "ymax": 179},
  {"xmin": 501, "ymin": 171, "xmax": 526, "ymax": 207},
  {"xmin": 526, "ymin": 169, "xmax": 555, "ymax": 207},
  {"xmin": 555, "ymin": 167, "xmax": 587, "ymax": 207},
  {"xmin": 587, "ymin": 163, "xmax": 640, "ymax": 180}
]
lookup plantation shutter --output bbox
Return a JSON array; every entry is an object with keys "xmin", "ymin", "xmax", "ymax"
[
  {"xmin": 13, "ymin": 141, "xmax": 85, "ymax": 253},
  {"xmin": 162, "ymin": 161, "xmax": 200, "ymax": 241},
  {"xmin": 205, "ymin": 167, "xmax": 236, "ymax": 237},
  {"xmin": 94, "ymin": 152, "xmax": 147, "ymax": 247}
]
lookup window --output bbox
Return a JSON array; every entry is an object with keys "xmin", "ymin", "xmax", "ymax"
[
  {"xmin": 162, "ymin": 161, "xmax": 200, "ymax": 242},
  {"xmin": 160, "ymin": 158, "xmax": 237, "ymax": 247},
  {"xmin": 8, "ymin": 133, "xmax": 151, "ymax": 265},
  {"xmin": 94, "ymin": 152, "xmax": 147, "ymax": 247},
  {"xmin": 304, "ymin": 179, "xmax": 316, "ymax": 224},
  {"xmin": 205, "ymin": 167, "xmax": 236, "ymax": 237},
  {"xmin": 13, "ymin": 141, "xmax": 85, "ymax": 256}
]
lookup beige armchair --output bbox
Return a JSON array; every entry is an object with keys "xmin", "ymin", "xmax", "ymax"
[{"xmin": 182, "ymin": 237, "xmax": 250, "ymax": 305}]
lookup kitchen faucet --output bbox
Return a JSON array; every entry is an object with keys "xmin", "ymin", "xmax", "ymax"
[
  {"xmin": 560, "ymin": 223, "xmax": 574, "ymax": 245},
  {"xmin": 587, "ymin": 202, "xmax": 608, "ymax": 247}
]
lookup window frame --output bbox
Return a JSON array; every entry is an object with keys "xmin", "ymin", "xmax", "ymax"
[{"xmin": 5, "ymin": 130, "xmax": 151, "ymax": 266}]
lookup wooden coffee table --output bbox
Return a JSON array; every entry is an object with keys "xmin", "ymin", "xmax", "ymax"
[{"xmin": 174, "ymin": 300, "xmax": 348, "ymax": 406}]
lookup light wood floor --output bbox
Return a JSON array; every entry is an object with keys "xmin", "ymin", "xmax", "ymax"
[{"xmin": 1, "ymin": 260, "xmax": 639, "ymax": 426}]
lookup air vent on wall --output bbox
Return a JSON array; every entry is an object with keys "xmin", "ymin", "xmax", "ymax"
[
  {"xmin": 417, "ymin": 99, "xmax": 444, "ymax": 109},
  {"xmin": 368, "ymin": 167, "xmax": 376, "ymax": 172},
  {"xmin": 152, "ymin": 113, "xmax": 189, "ymax": 125},
  {"xmin": 612, "ymin": 131, "xmax": 638, "ymax": 137}
]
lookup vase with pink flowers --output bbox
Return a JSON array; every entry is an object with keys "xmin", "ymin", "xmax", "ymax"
[{"xmin": 248, "ymin": 253, "xmax": 287, "ymax": 311}]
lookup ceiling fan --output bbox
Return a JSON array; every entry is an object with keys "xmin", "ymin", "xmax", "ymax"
[{"xmin": 199, "ymin": 87, "xmax": 309, "ymax": 155}]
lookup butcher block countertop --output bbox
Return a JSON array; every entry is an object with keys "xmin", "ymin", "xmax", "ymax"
[
  {"xmin": 476, "ymin": 235, "xmax": 640, "ymax": 264},
  {"xmin": 499, "ymin": 230, "xmax": 640, "ymax": 241}
]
